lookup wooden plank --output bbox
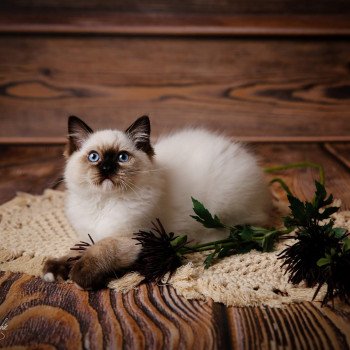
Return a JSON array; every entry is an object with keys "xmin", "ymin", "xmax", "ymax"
[
  {"xmin": 1, "ymin": 13, "xmax": 350, "ymax": 36},
  {"xmin": 323, "ymin": 143, "xmax": 350, "ymax": 172},
  {"xmin": 1, "ymin": 37, "xmax": 350, "ymax": 139},
  {"xmin": 0, "ymin": 145, "xmax": 64, "ymax": 204},
  {"xmin": 0, "ymin": 0, "xmax": 349, "ymax": 15},
  {"xmin": 0, "ymin": 266, "xmax": 349, "ymax": 348},
  {"xmin": 226, "ymin": 303, "xmax": 350, "ymax": 349},
  {"xmin": 0, "ymin": 272, "xmax": 224, "ymax": 349},
  {"xmin": 3, "ymin": 135, "xmax": 350, "ymax": 145}
]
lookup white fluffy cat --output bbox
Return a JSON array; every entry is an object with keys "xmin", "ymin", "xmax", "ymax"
[{"xmin": 43, "ymin": 115, "xmax": 271, "ymax": 289}]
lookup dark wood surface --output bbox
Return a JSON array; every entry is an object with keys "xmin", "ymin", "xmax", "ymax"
[
  {"xmin": 1, "ymin": 12, "xmax": 350, "ymax": 36},
  {"xmin": 1, "ymin": 0, "xmax": 349, "ymax": 15},
  {"xmin": 0, "ymin": 142, "xmax": 350, "ymax": 349},
  {"xmin": 1, "ymin": 36, "xmax": 350, "ymax": 142}
]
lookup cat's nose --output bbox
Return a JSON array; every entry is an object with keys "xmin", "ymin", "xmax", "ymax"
[
  {"xmin": 100, "ymin": 162, "xmax": 117, "ymax": 176},
  {"xmin": 102, "ymin": 164, "xmax": 112, "ymax": 171}
]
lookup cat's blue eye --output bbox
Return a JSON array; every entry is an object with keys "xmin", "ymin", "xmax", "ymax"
[
  {"xmin": 88, "ymin": 151, "xmax": 100, "ymax": 163},
  {"xmin": 118, "ymin": 152, "xmax": 129, "ymax": 163}
]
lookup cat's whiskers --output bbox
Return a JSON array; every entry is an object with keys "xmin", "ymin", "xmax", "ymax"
[
  {"xmin": 120, "ymin": 178, "xmax": 142, "ymax": 199},
  {"xmin": 121, "ymin": 177, "xmax": 144, "ymax": 194},
  {"xmin": 119, "ymin": 179, "xmax": 129, "ymax": 193}
]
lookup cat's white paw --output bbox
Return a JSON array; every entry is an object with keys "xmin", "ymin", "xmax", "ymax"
[{"xmin": 43, "ymin": 272, "xmax": 55, "ymax": 282}]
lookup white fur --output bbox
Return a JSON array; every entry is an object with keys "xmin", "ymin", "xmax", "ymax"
[
  {"xmin": 65, "ymin": 128, "xmax": 271, "ymax": 244},
  {"xmin": 43, "ymin": 272, "xmax": 55, "ymax": 282}
]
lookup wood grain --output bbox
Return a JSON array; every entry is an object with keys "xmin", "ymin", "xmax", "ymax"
[
  {"xmin": 0, "ymin": 145, "xmax": 64, "ymax": 204},
  {"xmin": 1, "ymin": 0, "xmax": 349, "ymax": 15},
  {"xmin": 323, "ymin": 143, "xmax": 350, "ymax": 172},
  {"xmin": 4, "ymin": 136, "xmax": 350, "ymax": 145},
  {"xmin": 1, "ymin": 37, "xmax": 350, "ymax": 140},
  {"xmin": 1, "ymin": 12, "xmax": 350, "ymax": 36},
  {"xmin": 227, "ymin": 303, "xmax": 350, "ymax": 349},
  {"xmin": 0, "ymin": 273, "xmax": 224, "ymax": 349},
  {"xmin": 0, "ymin": 272, "xmax": 349, "ymax": 349}
]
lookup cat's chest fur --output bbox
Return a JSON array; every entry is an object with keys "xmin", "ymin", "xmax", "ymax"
[{"xmin": 66, "ymin": 185, "xmax": 161, "ymax": 241}]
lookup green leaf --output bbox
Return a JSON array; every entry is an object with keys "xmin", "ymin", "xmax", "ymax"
[
  {"xmin": 314, "ymin": 181, "xmax": 327, "ymax": 208},
  {"xmin": 343, "ymin": 238, "xmax": 350, "ymax": 252},
  {"xmin": 229, "ymin": 226, "xmax": 242, "ymax": 239},
  {"xmin": 285, "ymin": 195, "xmax": 307, "ymax": 227},
  {"xmin": 191, "ymin": 197, "xmax": 224, "ymax": 229},
  {"xmin": 261, "ymin": 231, "xmax": 279, "ymax": 252},
  {"xmin": 204, "ymin": 253, "xmax": 215, "ymax": 269},
  {"xmin": 239, "ymin": 225, "xmax": 254, "ymax": 241},
  {"xmin": 322, "ymin": 194, "xmax": 334, "ymax": 207},
  {"xmin": 317, "ymin": 257, "xmax": 331, "ymax": 267},
  {"xmin": 331, "ymin": 227, "xmax": 347, "ymax": 238},
  {"xmin": 317, "ymin": 206, "xmax": 339, "ymax": 221}
]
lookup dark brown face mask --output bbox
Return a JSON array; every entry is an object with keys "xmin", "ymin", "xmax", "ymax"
[{"xmin": 98, "ymin": 150, "xmax": 119, "ymax": 178}]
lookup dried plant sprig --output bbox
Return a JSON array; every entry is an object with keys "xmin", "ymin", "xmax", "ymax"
[{"xmin": 278, "ymin": 180, "xmax": 350, "ymax": 305}]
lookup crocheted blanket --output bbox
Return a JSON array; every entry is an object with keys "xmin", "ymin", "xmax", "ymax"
[{"xmin": 1, "ymin": 190, "xmax": 349, "ymax": 307}]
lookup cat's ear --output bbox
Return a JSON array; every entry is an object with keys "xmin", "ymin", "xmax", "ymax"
[
  {"xmin": 66, "ymin": 116, "xmax": 93, "ymax": 155},
  {"xmin": 125, "ymin": 116, "xmax": 155, "ymax": 156}
]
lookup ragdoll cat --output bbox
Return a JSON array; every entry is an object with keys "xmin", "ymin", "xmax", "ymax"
[{"xmin": 43, "ymin": 115, "xmax": 271, "ymax": 289}]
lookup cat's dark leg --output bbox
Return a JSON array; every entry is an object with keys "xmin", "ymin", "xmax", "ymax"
[
  {"xmin": 68, "ymin": 236, "xmax": 141, "ymax": 289},
  {"xmin": 42, "ymin": 237, "xmax": 141, "ymax": 289}
]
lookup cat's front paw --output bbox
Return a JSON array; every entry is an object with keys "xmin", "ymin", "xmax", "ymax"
[
  {"xmin": 69, "ymin": 254, "xmax": 112, "ymax": 290},
  {"xmin": 42, "ymin": 256, "xmax": 76, "ymax": 282}
]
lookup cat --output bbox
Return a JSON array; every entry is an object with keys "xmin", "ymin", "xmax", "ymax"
[{"xmin": 43, "ymin": 115, "xmax": 272, "ymax": 289}]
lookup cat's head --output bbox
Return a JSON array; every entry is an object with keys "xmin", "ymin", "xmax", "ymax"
[{"xmin": 64, "ymin": 115, "xmax": 155, "ymax": 193}]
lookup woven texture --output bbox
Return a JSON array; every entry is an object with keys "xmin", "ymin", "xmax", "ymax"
[{"xmin": 1, "ymin": 190, "xmax": 349, "ymax": 307}]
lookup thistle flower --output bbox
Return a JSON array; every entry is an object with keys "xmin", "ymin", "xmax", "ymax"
[
  {"xmin": 278, "ymin": 181, "xmax": 350, "ymax": 305},
  {"xmin": 132, "ymin": 219, "xmax": 188, "ymax": 282},
  {"xmin": 278, "ymin": 224, "xmax": 341, "ymax": 286}
]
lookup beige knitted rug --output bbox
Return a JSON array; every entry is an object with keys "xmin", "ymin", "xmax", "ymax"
[{"xmin": 1, "ymin": 190, "xmax": 349, "ymax": 307}]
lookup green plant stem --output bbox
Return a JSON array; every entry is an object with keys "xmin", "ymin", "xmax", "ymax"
[
  {"xmin": 187, "ymin": 238, "xmax": 234, "ymax": 250},
  {"xmin": 178, "ymin": 228, "xmax": 291, "ymax": 255},
  {"xmin": 264, "ymin": 162, "xmax": 325, "ymax": 186},
  {"xmin": 269, "ymin": 178, "xmax": 292, "ymax": 196},
  {"xmin": 187, "ymin": 241, "xmax": 238, "ymax": 252}
]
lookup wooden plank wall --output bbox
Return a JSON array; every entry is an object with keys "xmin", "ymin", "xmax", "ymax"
[
  {"xmin": 0, "ymin": 1, "xmax": 349, "ymax": 144},
  {"xmin": 1, "ymin": 0, "xmax": 350, "ymax": 15},
  {"xmin": 1, "ymin": 37, "xmax": 350, "ymax": 142}
]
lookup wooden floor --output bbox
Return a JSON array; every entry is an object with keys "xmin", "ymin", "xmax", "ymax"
[{"xmin": 0, "ymin": 142, "xmax": 350, "ymax": 349}]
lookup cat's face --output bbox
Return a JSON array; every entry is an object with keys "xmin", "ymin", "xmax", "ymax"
[{"xmin": 64, "ymin": 116, "xmax": 155, "ymax": 193}]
